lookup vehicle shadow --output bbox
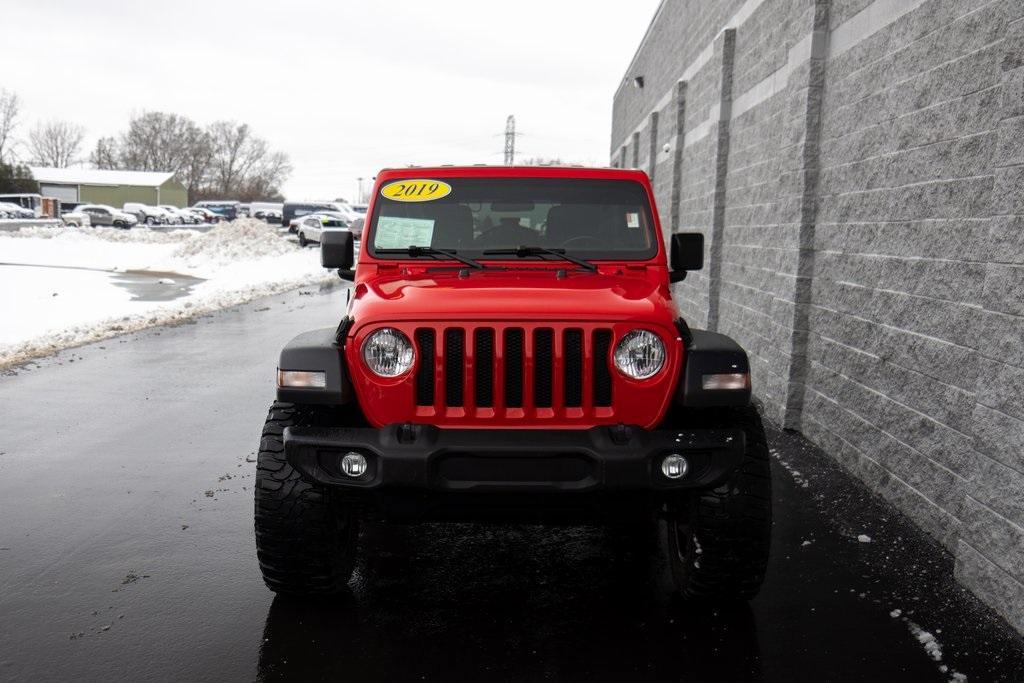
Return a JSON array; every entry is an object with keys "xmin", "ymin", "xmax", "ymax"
[{"xmin": 257, "ymin": 522, "xmax": 762, "ymax": 681}]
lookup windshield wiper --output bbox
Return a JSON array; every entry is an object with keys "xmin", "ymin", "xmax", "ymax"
[
  {"xmin": 482, "ymin": 246, "xmax": 597, "ymax": 272},
  {"xmin": 376, "ymin": 246, "xmax": 485, "ymax": 270}
]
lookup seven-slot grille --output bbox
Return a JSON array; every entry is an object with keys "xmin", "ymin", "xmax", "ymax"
[{"xmin": 414, "ymin": 326, "xmax": 615, "ymax": 415}]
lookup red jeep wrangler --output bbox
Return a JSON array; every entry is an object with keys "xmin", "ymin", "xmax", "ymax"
[{"xmin": 255, "ymin": 166, "xmax": 771, "ymax": 599}]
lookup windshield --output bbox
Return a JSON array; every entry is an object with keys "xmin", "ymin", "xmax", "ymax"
[{"xmin": 367, "ymin": 178, "xmax": 657, "ymax": 260}]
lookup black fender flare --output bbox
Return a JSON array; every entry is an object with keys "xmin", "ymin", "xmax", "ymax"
[
  {"xmin": 276, "ymin": 326, "xmax": 352, "ymax": 405},
  {"xmin": 675, "ymin": 327, "xmax": 752, "ymax": 408}
]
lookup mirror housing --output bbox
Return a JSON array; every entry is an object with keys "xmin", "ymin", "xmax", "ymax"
[
  {"xmin": 320, "ymin": 229, "xmax": 355, "ymax": 280},
  {"xmin": 670, "ymin": 232, "xmax": 704, "ymax": 282}
]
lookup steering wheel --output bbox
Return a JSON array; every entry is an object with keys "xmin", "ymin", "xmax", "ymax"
[{"xmin": 561, "ymin": 235, "xmax": 602, "ymax": 249}]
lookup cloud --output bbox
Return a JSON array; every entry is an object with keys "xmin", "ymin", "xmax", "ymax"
[{"xmin": 2, "ymin": 0, "xmax": 660, "ymax": 199}]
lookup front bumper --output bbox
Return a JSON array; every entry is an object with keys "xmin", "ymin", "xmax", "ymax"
[{"xmin": 284, "ymin": 423, "xmax": 744, "ymax": 518}]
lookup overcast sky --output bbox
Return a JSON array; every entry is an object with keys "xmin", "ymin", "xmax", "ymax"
[{"xmin": 2, "ymin": 0, "xmax": 659, "ymax": 201}]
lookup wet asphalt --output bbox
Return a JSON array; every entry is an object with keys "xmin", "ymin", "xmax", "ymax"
[{"xmin": 1, "ymin": 284, "xmax": 1023, "ymax": 682}]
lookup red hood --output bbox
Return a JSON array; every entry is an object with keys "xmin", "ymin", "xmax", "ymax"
[{"xmin": 349, "ymin": 268, "xmax": 678, "ymax": 329}]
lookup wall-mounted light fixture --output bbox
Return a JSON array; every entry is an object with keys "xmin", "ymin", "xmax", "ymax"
[{"xmin": 633, "ymin": 76, "xmax": 645, "ymax": 89}]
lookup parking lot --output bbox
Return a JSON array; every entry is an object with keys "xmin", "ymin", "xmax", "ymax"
[{"xmin": 1, "ymin": 285, "xmax": 1022, "ymax": 682}]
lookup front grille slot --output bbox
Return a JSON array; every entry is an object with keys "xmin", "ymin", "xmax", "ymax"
[
  {"xmin": 593, "ymin": 329, "xmax": 613, "ymax": 407},
  {"xmin": 504, "ymin": 328, "xmax": 524, "ymax": 407},
  {"xmin": 474, "ymin": 329, "xmax": 494, "ymax": 407},
  {"xmin": 533, "ymin": 329, "xmax": 553, "ymax": 408},
  {"xmin": 444, "ymin": 328, "xmax": 464, "ymax": 407},
  {"xmin": 564, "ymin": 329, "xmax": 583, "ymax": 407},
  {"xmin": 415, "ymin": 328, "xmax": 435, "ymax": 406},
  {"xmin": 411, "ymin": 324, "xmax": 614, "ymax": 416}
]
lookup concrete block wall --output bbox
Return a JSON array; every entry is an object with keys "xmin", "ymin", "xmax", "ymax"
[
  {"xmin": 956, "ymin": 4, "xmax": 1024, "ymax": 634},
  {"xmin": 612, "ymin": 0, "xmax": 1024, "ymax": 634}
]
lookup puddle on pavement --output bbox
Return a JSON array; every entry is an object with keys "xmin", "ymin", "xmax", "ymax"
[
  {"xmin": 110, "ymin": 270, "xmax": 204, "ymax": 301},
  {"xmin": 0, "ymin": 263, "xmax": 205, "ymax": 302}
]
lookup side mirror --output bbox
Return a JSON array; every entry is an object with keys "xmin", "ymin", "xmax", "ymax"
[
  {"xmin": 670, "ymin": 232, "xmax": 704, "ymax": 282},
  {"xmin": 321, "ymin": 230, "xmax": 355, "ymax": 279}
]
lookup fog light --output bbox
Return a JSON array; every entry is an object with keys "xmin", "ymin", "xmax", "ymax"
[
  {"xmin": 340, "ymin": 452, "xmax": 367, "ymax": 477},
  {"xmin": 662, "ymin": 454, "xmax": 689, "ymax": 479},
  {"xmin": 277, "ymin": 369, "xmax": 326, "ymax": 388}
]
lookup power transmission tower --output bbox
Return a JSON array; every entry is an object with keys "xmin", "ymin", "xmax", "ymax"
[{"xmin": 503, "ymin": 115, "xmax": 516, "ymax": 165}]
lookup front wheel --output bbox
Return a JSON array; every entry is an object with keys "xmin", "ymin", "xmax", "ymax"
[
  {"xmin": 666, "ymin": 405, "xmax": 772, "ymax": 601},
  {"xmin": 298, "ymin": 232, "xmax": 308, "ymax": 247},
  {"xmin": 254, "ymin": 401, "xmax": 359, "ymax": 595}
]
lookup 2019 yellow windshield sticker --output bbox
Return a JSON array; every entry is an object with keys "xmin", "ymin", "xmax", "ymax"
[{"xmin": 380, "ymin": 179, "xmax": 452, "ymax": 202}]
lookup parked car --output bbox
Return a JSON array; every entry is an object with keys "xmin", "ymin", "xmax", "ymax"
[
  {"xmin": 294, "ymin": 213, "xmax": 351, "ymax": 247},
  {"xmin": 282, "ymin": 201, "xmax": 343, "ymax": 231},
  {"xmin": 348, "ymin": 217, "xmax": 365, "ymax": 240},
  {"xmin": 254, "ymin": 167, "xmax": 760, "ymax": 601},
  {"xmin": 77, "ymin": 204, "xmax": 138, "ymax": 229},
  {"xmin": 189, "ymin": 207, "xmax": 223, "ymax": 224},
  {"xmin": 0, "ymin": 201, "xmax": 36, "ymax": 219},
  {"xmin": 61, "ymin": 208, "xmax": 92, "ymax": 227},
  {"xmin": 351, "ymin": 204, "xmax": 368, "ymax": 215},
  {"xmin": 124, "ymin": 203, "xmax": 167, "ymax": 225},
  {"xmin": 159, "ymin": 205, "xmax": 199, "ymax": 225},
  {"xmin": 0, "ymin": 193, "xmax": 45, "ymax": 217},
  {"xmin": 254, "ymin": 208, "xmax": 283, "ymax": 223},
  {"xmin": 194, "ymin": 200, "xmax": 239, "ymax": 221},
  {"xmin": 288, "ymin": 210, "xmax": 347, "ymax": 234}
]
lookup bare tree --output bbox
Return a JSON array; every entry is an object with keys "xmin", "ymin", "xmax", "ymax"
[
  {"xmin": 234, "ymin": 151, "xmax": 292, "ymax": 201},
  {"xmin": 118, "ymin": 112, "xmax": 194, "ymax": 170},
  {"xmin": 90, "ymin": 136, "xmax": 120, "ymax": 169},
  {"xmin": 28, "ymin": 120, "xmax": 85, "ymax": 167},
  {"xmin": 207, "ymin": 121, "xmax": 261, "ymax": 195},
  {"xmin": 0, "ymin": 89, "xmax": 19, "ymax": 163},
  {"xmin": 94, "ymin": 111, "xmax": 290, "ymax": 202},
  {"xmin": 204, "ymin": 121, "xmax": 290, "ymax": 200}
]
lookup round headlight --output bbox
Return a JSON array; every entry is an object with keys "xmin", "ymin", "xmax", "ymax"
[
  {"xmin": 362, "ymin": 328, "xmax": 415, "ymax": 377},
  {"xmin": 613, "ymin": 330, "xmax": 666, "ymax": 380}
]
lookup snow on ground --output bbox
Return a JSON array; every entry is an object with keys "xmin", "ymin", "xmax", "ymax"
[
  {"xmin": 903, "ymin": 619, "xmax": 967, "ymax": 682},
  {"xmin": 0, "ymin": 219, "xmax": 339, "ymax": 369}
]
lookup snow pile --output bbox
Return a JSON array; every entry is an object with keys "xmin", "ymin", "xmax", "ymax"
[
  {"xmin": 911, "ymin": 623, "xmax": 943, "ymax": 662},
  {"xmin": 171, "ymin": 218, "xmax": 292, "ymax": 267},
  {"xmin": 769, "ymin": 447, "xmax": 810, "ymax": 488},
  {"xmin": 882, "ymin": 614, "xmax": 968, "ymax": 683},
  {"xmin": 9, "ymin": 225, "xmax": 194, "ymax": 244},
  {"xmin": 0, "ymin": 221, "xmax": 338, "ymax": 369}
]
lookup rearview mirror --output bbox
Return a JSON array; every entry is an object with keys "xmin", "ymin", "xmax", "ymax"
[
  {"xmin": 670, "ymin": 232, "xmax": 704, "ymax": 281},
  {"xmin": 321, "ymin": 229, "xmax": 354, "ymax": 276}
]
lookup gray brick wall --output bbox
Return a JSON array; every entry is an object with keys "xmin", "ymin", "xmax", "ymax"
[{"xmin": 612, "ymin": 0, "xmax": 1024, "ymax": 635}]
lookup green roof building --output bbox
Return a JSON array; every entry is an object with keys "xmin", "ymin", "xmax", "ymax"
[{"xmin": 29, "ymin": 167, "xmax": 188, "ymax": 207}]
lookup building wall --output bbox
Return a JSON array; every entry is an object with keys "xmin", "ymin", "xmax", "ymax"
[
  {"xmin": 157, "ymin": 180, "xmax": 188, "ymax": 207},
  {"xmin": 77, "ymin": 181, "xmax": 187, "ymax": 208},
  {"xmin": 612, "ymin": 0, "xmax": 1024, "ymax": 634},
  {"xmin": 80, "ymin": 184, "xmax": 158, "ymax": 207}
]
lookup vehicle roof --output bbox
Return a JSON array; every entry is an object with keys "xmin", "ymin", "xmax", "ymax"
[
  {"xmin": 302, "ymin": 211, "xmax": 349, "ymax": 220},
  {"xmin": 374, "ymin": 165, "xmax": 649, "ymax": 182}
]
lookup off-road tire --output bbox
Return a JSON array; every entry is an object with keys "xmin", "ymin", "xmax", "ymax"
[
  {"xmin": 255, "ymin": 401, "xmax": 358, "ymax": 595},
  {"xmin": 666, "ymin": 405, "xmax": 772, "ymax": 601}
]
